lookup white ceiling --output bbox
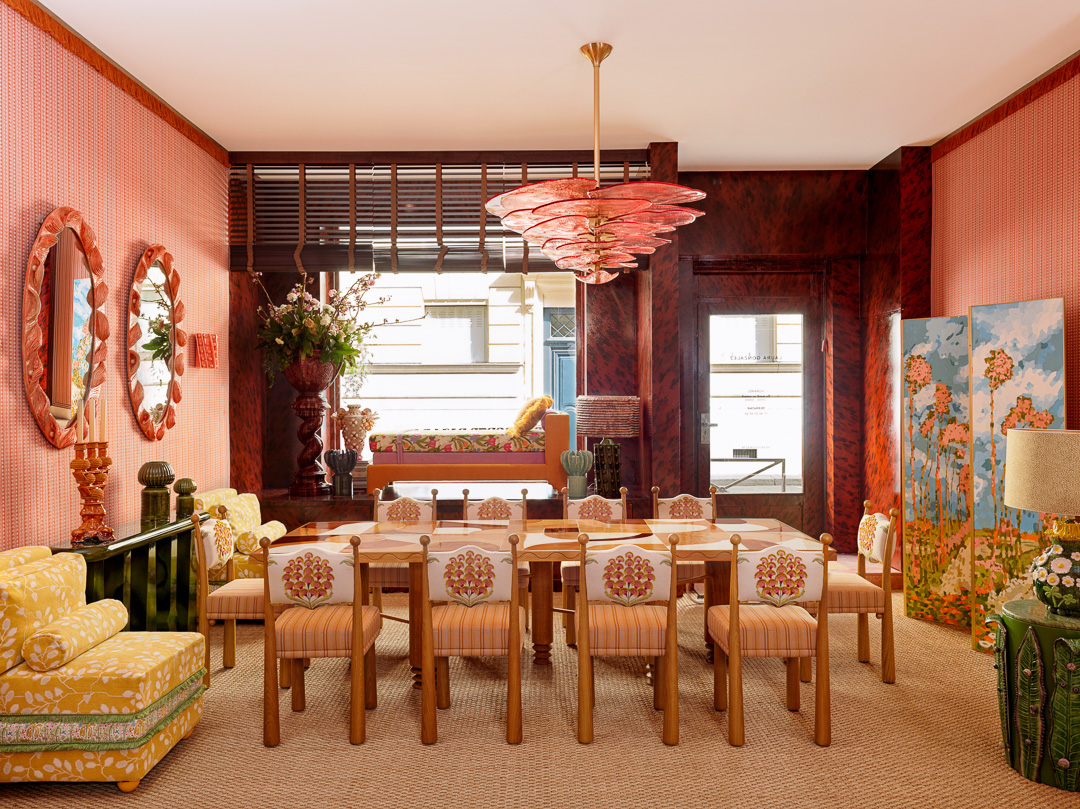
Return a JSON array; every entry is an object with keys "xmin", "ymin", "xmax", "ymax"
[{"xmin": 38, "ymin": 0, "xmax": 1080, "ymax": 169}]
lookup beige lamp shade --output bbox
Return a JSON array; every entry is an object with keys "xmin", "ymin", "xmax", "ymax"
[
  {"xmin": 1002, "ymin": 428, "xmax": 1080, "ymax": 516},
  {"xmin": 575, "ymin": 395, "xmax": 640, "ymax": 438}
]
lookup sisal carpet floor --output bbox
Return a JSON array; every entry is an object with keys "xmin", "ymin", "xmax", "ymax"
[{"xmin": 1, "ymin": 595, "xmax": 1061, "ymax": 808}]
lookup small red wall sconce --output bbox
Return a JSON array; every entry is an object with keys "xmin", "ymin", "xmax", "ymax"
[{"xmin": 194, "ymin": 334, "xmax": 219, "ymax": 369}]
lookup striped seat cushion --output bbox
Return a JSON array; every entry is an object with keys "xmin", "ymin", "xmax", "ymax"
[
  {"xmin": 432, "ymin": 603, "xmax": 526, "ymax": 657},
  {"xmin": 581, "ymin": 604, "xmax": 667, "ymax": 656},
  {"xmin": 275, "ymin": 604, "xmax": 381, "ymax": 658},
  {"xmin": 804, "ymin": 571, "xmax": 886, "ymax": 615},
  {"xmin": 708, "ymin": 604, "xmax": 817, "ymax": 658},
  {"xmin": 561, "ymin": 561, "xmax": 702, "ymax": 586},
  {"xmin": 207, "ymin": 579, "xmax": 288, "ymax": 620}
]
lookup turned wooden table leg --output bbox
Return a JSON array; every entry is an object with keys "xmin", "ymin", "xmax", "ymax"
[
  {"xmin": 409, "ymin": 561, "xmax": 423, "ymax": 689},
  {"xmin": 531, "ymin": 561, "xmax": 553, "ymax": 665}
]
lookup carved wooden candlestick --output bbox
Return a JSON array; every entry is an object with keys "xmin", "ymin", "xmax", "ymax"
[
  {"xmin": 70, "ymin": 440, "xmax": 115, "ymax": 546},
  {"xmin": 283, "ymin": 353, "xmax": 340, "ymax": 497}
]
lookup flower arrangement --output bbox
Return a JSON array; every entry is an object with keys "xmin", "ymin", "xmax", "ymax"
[{"xmin": 248, "ymin": 270, "xmax": 386, "ymax": 380}]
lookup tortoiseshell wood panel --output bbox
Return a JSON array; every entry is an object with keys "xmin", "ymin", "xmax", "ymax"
[{"xmin": 229, "ymin": 272, "xmax": 264, "ymax": 493}]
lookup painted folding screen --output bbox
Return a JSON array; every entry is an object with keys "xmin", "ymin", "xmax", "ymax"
[
  {"xmin": 969, "ymin": 298, "xmax": 1066, "ymax": 649},
  {"xmin": 901, "ymin": 316, "xmax": 972, "ymax": 627}
]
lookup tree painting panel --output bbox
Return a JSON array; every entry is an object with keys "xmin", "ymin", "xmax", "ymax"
[
  {"xmin": 970, "ymin": 298, "xmax": 1066, "ymax": 649},
  {"xmin": 902, "ymin": 316, "xmax": 972, "ymax": 628}
]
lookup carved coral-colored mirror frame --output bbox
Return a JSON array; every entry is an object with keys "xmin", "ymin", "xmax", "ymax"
[
  {"xmin": 23, "ymin": 207, "xmax": 109, "ymax": 449},
  {"xmin": 127, "ymin": 244, "xmax": 186, "ymax": 441}
]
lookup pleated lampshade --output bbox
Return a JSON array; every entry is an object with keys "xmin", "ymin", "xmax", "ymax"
[{"xmin": 575, "ymin": 396, "xmax": 641, "ymax": 438}]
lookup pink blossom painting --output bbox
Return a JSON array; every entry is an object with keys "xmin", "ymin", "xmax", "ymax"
[
  {"xmin": 901, "ymin": 316, "xmax": 972, "ymax": 628},
  {"xmin": 969, "ymin": 298, "xmax": 1065, "ymax": 649}
]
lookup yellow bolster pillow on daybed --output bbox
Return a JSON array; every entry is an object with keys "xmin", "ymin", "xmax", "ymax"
[
  {"xmin": 507, "ymin": 395, "xmax": 553, "ymax": 438},
  {"xmin": 21, "ymin": 599, "xmax": 129, "ymax": 671}
]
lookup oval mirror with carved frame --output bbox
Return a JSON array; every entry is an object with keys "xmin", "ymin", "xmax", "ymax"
[
  {"xmin": 23, "ymin": 207, "xmax": 109, "ymax": 449},
  {"xmin": 127, "ymin": 245, "xmax": 186, "ymax": 440}
]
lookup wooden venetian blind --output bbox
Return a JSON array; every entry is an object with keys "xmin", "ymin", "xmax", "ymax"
[{"xmin": 228, "ymin": 159, "xmax": 650, "ymax": 274}]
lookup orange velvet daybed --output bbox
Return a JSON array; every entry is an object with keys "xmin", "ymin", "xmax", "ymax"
[{"xmin": 366, "ymin": 412, "xmax": 569, "ymax": 491}]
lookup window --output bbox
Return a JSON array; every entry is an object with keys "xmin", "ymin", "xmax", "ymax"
[{"xmin": 424, "ymin": 304, "xmax": 487, "ymax": 364}]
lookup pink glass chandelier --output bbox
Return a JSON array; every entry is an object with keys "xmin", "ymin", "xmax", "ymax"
[{"xmin": 485, "ymin": 42, "xmax": 705, "ymax": 285}]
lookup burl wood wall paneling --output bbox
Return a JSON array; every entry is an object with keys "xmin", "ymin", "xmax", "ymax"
[{"xmin": 229, "ymin": 272, "xmax": 264, "ymax": 493}]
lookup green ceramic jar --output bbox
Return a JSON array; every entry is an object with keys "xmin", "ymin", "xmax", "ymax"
[{"xmin": 1031, "ymin": 539, "xmax": 1080, "ymax": 616}]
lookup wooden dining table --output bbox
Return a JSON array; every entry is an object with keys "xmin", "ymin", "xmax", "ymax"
[{"xmin": 272, "ymin": 516, "xmax": 825, "ymax": 681}]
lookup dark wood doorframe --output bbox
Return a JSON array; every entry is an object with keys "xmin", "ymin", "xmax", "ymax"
[{"xmin": 692, "ymin": 271, "xmax": 825, "ymax": 537}]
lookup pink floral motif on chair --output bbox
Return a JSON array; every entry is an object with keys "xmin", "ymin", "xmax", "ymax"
[
  {"xmin": 857, "ymin": 515, "xmax": 877, "ymax": 558},
  {"xmin": 202, "ymin": 520, "xmax": 233, "ymax": 567},
  {"xmin": 751, "ymin": 548, "xmax": 808, "ymax": 607},
  {"xmin": 442, "ymin": 549, "xmax": 496, "ymax": 606},
  {"xmin": 477, "ymin": 498, "xmax": 513, "ymax": 520},
  {"xmin": 282, "ymin": 552, "xmax": 336, "ymax": 608},
  {"xmin": 601, "ymin": 551, "xmax": 657, "ymax": 606},
  {"xmin": 668, "ymin": 496, "xmax": 705, "ymax": 519},
  {"xmin": 576, "ymin": 497, "xmax": 614, "ymax": 522},
  {"xmin": 386, "ymin": 499, "xmax": 422, "ymax": 521}
]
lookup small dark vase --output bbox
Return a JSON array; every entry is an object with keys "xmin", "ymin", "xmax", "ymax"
[
  {"xmin": 283, "ymin": 352, "xmax": 340, "ymax": 497},
  {"xmin": 325, "ymin": 449, "xmax": 358, "ymax": 497}
]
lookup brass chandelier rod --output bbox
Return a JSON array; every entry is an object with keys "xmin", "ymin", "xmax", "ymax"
[{"xmin": 581, "ymin": 42, "xmax": 612, "ymax": 184}]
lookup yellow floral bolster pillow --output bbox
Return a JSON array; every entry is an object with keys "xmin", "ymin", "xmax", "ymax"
[
  {"xmin": 21, "ymin": 599, "xmax": 128, "ymax": 671},
  {"xmin": 507, "ymin": 395, "xmax": 553, "ymax": 438}
]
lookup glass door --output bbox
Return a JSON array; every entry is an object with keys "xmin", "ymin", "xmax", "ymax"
[{"xmin": 697, "ymin": 294, "xmax": 822, "ymax": 535}]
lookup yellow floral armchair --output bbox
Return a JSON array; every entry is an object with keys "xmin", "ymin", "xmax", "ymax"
[
  {"xmin": 0, "ymin": 549, "xmax": 205, "ymax": 791},
  {"xmin": 194, "ymin": 489, "xmax": 287, "ymax": 582}
]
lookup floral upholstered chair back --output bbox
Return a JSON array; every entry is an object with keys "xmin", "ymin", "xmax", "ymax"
[
  {"xmin": 566, "ymin": 493, "xmax": 625, "ymax": 523},
  {"xmin": 653, "ymin": 491, "xmax": 715, "ymax": 520},
  {"xmin": 582, "ymin": 545, "xmax": 672, "ymax": 607},
  {"xmin": 736, "ymin": 544, "xmax": 825, "ymax": 607},
  {"xmin": 463, "ymin": 495, "xmax": 525, "ymax": 522},
  {"xmin": 197, "ymin": 518, "xmax": 237, "ymax": 573},
  {"xmin": 374, "ymin": 488, "xmax": 437, "ymax": 522},
  {"xmin": 266, "ymin": 546, "xmax": 355, "ymax": 609},
  {"xmin": 856, "ymin": 508, "xmax": 896, "ymax": 565},
  {"xmin": 426, "ymin": 546, "xmax": 515, "ymax": 607}
]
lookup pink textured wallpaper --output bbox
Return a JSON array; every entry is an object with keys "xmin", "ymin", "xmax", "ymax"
[
  {"xmin": 932, "ymin": 72, "xmax": 1080, "ymax": 427},
  {"xmin": 0, "ymin": 5, "xmax": 230, "ymax": 550}
]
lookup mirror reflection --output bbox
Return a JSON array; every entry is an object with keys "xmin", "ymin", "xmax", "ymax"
[
  {"xmin": 39, "ymin": 227, "xmax": 94, "ymax": 428},
  {"xmin": 135, "ymin": 261, "xmax": 173, "ymax": 424}
]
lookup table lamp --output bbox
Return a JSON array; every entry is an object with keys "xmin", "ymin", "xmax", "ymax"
[
  {"xmin": 1002, "ymin": 428, "xmax": 1080, "ymax": 616},
  {"xmin": 575, "ymin": 395, "xmax": 640, "ymax": 499}
]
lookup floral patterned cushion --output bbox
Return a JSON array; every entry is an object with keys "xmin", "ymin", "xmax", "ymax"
[
  {"xmin": 267, "ymin": 547, "xmax": 355, "ymax": 608},
  {"xmin": 467, "ymin": 497, "xmax": 522, "ymax": 521},
  {"xmin": 193, "ymin": 488, "xmax": 237, "ymax": 515},
  {"xmin": 21, "ymin": 599, "xmax": 128, "ymax": 672},
  {"xmin": 0, "ymin": 555, "xmax": 86, "ymax": 674},
  {"xmin": 369, "ymin": 430, "xmax": 546, "ymax": 454},
  {"xmin": 582, "ymin": 545, "xmax": 672, "ymax": 606},
  {"xmin": 236, "ymin": 520, "xmax": 287, "ymax": 556},
  {"xmin": 427, "ymin": 547, "xmax": 514, "ymax": 606},
  {"xmin": 378, "ymin": 497, "xmax": 434, "ymax": 522},
  {"xmin": 221, "ymin": 493, "xmax": 261, "ymax": 536},
  {"xmin": 198, "ymin": 518, "xmax": 235, "ymax": 573},
  {"xmin": 857, "ymin": 512, "xmax": 891, "ymax": 564},
  {"xmin": 0, "ymin": 631, "xmax": 205, "ymax": 715},
  {"xmin": 735, "ymin": 544, "xmax": 824, "ymax": 607},
  {"xmin": 656, "ymin": 494, "xmax": 712, "ymax": 520},
  {"xmin": 0, "ymin": 547, "xmax": 52, "ymax": 572}
]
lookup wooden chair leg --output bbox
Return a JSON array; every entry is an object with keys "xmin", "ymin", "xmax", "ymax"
[
  {"xmin": 373, "ymin": 587, "xmax": 384, "ymax": 612},
  {"xmin": 263, "ymin": 657, "xmax": 280, "ymax": 748},
  {"xmin": 350, "ymin": 647, "xmax": 366, "ymax": 745},
  {"xmin": 662, "ymin": 650, "xmax": 678, "ymax": 746},
  {"xmin": 652, "ymin": 655, "xmax": 665, "ymax": 710},
  {"xmin": 857, "ymin": 612, "xmax": 870, "ymax": 663},
  {"xmin": 520, "ymin": 581, "xmax": 530, "ymax": 631},
  {"xmin": 713, "ymin": 647, "xmax": 728, "ymax": 711},
  {"xmin": 279, "ymin": 657, "xmax": 292, "ymax": 688},
  {"xmin": 728, "ymin": 648, "xmax": 744, "ymax": 747},
  {"xmin": 577, "ymin": 649, "xmax": 593, "ymax": 743},
  {"xmin": 365, "ymin": 647, "xmax": 378, "ymax": 709},
  {"xmin": 786, "ymin": 658, "xmax": 801, "ymax": 711},
  {"xmin": 436, "ymin": 657, "xmax": 451, "ymax": 709},
  {"xmin": 223, "ymin": 619, "xmax": 237, "ymax": 668},
  {"xmin": 800, "ymin": 654, "xmax": 812, "ymax": 683},
  {"xmin": 564, "ymin": 586, "xmax": 577, "ymax": 645},
  {"xmin": 291, "ymin": 659, "xmax": 306, "ymax": 712},
  {"xmin": 881, "ymin": 607, "xmax": 896, "ymax": 684},
  {"xmin": 507, "ymin": 647, "xmax": 522, "ymax": 745}
]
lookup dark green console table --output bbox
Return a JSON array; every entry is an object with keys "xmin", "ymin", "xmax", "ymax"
[
  {"xmin": 986, "ymin": 599, "xmax": 1080, "ymax": 792},
  {"xmin": 52, "ymin": 513, "xmax": 209, "ymax": 633}
]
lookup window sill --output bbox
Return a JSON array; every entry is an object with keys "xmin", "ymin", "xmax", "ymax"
[{"xmin": 367, "ymin": 363, "xmax": 523, "ymax": 374}]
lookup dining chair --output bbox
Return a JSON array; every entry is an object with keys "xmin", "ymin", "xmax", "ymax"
[
  {"xmin": 461, "ymin": 488, "xmax": 531, "ymax": 630},
  {"xmin": 559, "ymin": 487, "xmax": 628, "ymax": 646},
  {"xmin": 575, "ymin": 533, "xmax": 680, "ymax": 745},
  {"xmin": 419, "ymin": 534, "xmax": 524, "ymax": 745},
  {"xmin": 710, "ymin": 533, "xmax": 833, "ymax": 747},
  {"xmin": 191, "ymin": 512, "xmax": 286, "ymax": 687},
  {"xmin": 803, "ymin": 501, "xmax": 898, "ymax": 684},
  {"xmin": 370, "ymin": 487, "xmax": 438, "ymax": 612},
  {"xmin": 259, "ymin": 536, "xmax": 381, "ymax": 747},
  {"xmin": 649, "ymin": 486, "xmax": 720, "ymax": 588}
]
